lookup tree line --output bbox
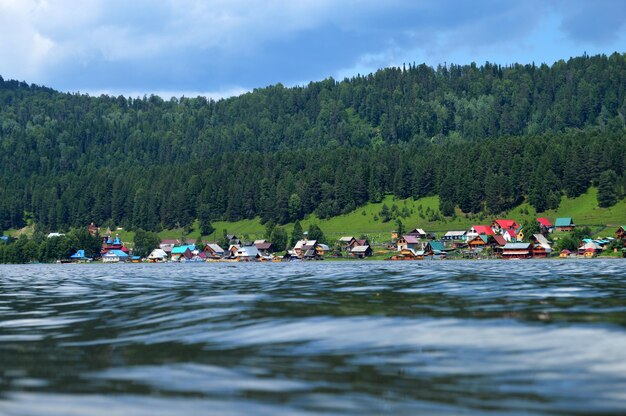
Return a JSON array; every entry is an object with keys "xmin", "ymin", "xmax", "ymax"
[{"xmin": 0, "ymin": 53, "xmax": 625, "ymax": 233}]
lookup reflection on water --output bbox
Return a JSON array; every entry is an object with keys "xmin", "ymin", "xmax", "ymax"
[{"xmin": 1, "ymin": 260, "xmax": 626, "ymax": 415}]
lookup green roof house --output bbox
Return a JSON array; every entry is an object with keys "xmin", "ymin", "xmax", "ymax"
[{"xmin": 555, "ymin": 217, "xmax": 575, "ymax": 232}]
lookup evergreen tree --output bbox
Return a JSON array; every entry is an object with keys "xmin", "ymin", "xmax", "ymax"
[
  {"xmin": 308, "ymin": 224, "xmax": 326, "ymax": 244},
  {"xmin": 290, "ymin": 221, "xmax": 304, "ymax": 248},
  {"xmin": 597, "ymin": 169, "xmax": 619, "ymax": 207},
  {"xmin": 270, "ymin": 227, "xmax": 288, "ymax": 252}
]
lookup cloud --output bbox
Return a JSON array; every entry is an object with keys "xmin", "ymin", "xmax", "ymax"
[{"xmin": 0, "ymin": 0, "xmax": 624, "ymax": 97}]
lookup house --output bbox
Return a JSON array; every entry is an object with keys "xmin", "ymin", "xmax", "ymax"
[
  {"xmin": 316, "ymin": 244, "xmax": 330, "ymax": 257},
  {"xmin": 532, "ymin": 244, "xmax": 551, "ymax": 258},
  {"xmin": 204, "ymin": 243, "xmax": 225, "ymax": 259},
  {"xmin": 442, "ymin": 231, "xmax": 467, "ymax": 241},
  {"xmin": 467, "ymin": 234, "xmax": 489, "ymax": 250},
  {"xmin": 228, "ymin": 244, "xmax": 241, "ymax": 258},
  {"xmin": 226, "ymin": 234, "xmax": 241, "ymax": 245},
  {"xmin": 555, "ymin": 218, "xmax": 576, "ymax": 232},
  {"xmin": 160, "ymin": 239, "xmax": 179, "ymax": 255},
  {"xmin": 254, "ymin": 241, "xmax": 274, "ymax": 256},
  {"xmin": 294, "ymin": 239, "xmax": 317, "ymax": 257},
  {"xmin": 350, "ymin": 245, "xmax": 372, "ymax": 258},
  {"xmin": 147, "ymin": 248, "xmax": 168, "ymax": 262},
  {"xmin": 488, "ymin": 235, "xmax": 507, "ymax": 255},
  {"xmin": 407, "ymin": 228, "xmax": 427, "ymax": 239},
  {"xmin": 537, "ymin": 218, "xmax": 554, "ymax": 233},
  {"xmin": 171, "ymin": 245, "xmax": 193, "ymax": 262},
  {"xmin": 466, "ymin": 225, "xmax": 495, "ymax": 241},
  {"xmin": 560, "ymin": 249, "xmax": 572, "ymax": 258},
  {"xmin": 491, "ymin": 219, "xmax": 520, "ymax": 235},
  {"xmin": 425, "ymin": 241, "xmax": 446, "ymax": 258},
  {"xmin": 69, "ymin": 249, "xmax": 89, "ymax": 262},
  {"xmin": 102, "ymin": 249, "xmax": 129, "ymax": 263},
  {"xmin": 501, "ymin": 243, "xmax": 532, "ymax": 259},
  {"xmin": 236, "ymin": 245, "xmax": 260, "ymax": 261},
  {"xmin": 616, "ymin": 226, "xmax": 626, "ymax": 244},
  {"xmin": 397, "ymin": 235, "xmax": 421, "ymax": 252},
  {"xmin": 578, "ymin": 241, "xmax": 601, "ymax": 257},
  {"xmin": 530, "ymin": 234, "xmax": 552, "ymax": 258},
  {"xmin": 303, "ymin": 247, "xmax": 322, "ymax": 260},
  {"xmin": 339, "ymin": 236, "xmax": 358, "ymax": 252}
]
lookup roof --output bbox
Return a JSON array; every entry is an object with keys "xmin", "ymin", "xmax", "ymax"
[
  {"xmin": 444, "ymin": 231, "xmax": 466, "ymax": 237},
  {"xmin": 70, "ymin": 250, "xmax": 86, "ymax": 259},
  {"xmin": 339, "ymin": 236, "xmax": 355, "ymax": 242},
  {"xmin": 237, "ymin": 246, "xmax": 260, "ymax": 257},
  {"xmin": 408, "ymin": 228, "xmax": 427, "ymax": 235},
  {"xmin": 171, "ymin": 245, "xmax": 192, "ymax": 254},
  {"xmin": 561, "ymin": 249, "xmax": 572, "ymax": 254},
  {"xmin": 104, "ymin": 250, "xmax": 128, "ymax": 257},
  {"xmin": 537, "ymin": 218, "xmax": 553, "ymax": 227},
  {"xmin": 505, "ymin": 229, "xmax": 517, "ymax": 238},
  {"xmin": 555, "ymin": 218, "xmax": 574, "ymax": 227},
  {"xmin": 491, "ymin": 235, "xmax": 507, "ymax": 246},
  {"xmin": 502, "ymin": 243, "xmax": 531, "ymax": 250},
  {"xmin": 532, "ymin": 234, "xmax": 551, "ymax": 248},
  {"xmin": 495, "ymin": 219, "xmax": 518, "ymax": 229},
  {"xmin": 255, "ymin": 242, "xmax": 273, "ymax": 250},
  {"xmin": 294, "ymin": 239, "xmax": 316, "ymax": 250},
  {"xmin": 401, "ymin": 235, "xmax": 420, "ymax": 244},
  {"xmin": 148, "ymin": 249, "xmax": 168, "ymax": 259},
  {"xmin": 351, "ymin": 245, "xmax": 371, "ymax": 253},
  {"xmin": 317, "ymin": 244, "xmax": 330, "ymax": 250},
  {"xmin": 206, "ymin": 243, "xmax": 224, "ymax": 253},
  {"xmin": 471, "ymin": 225, "xmax": 494, "ymax": 235},
  {"xmin": 253, "ymin": 239, "xmax": 267, "ymax": 245},
  {"xmin": 428, "ymin": 241, "xmax": 445, "ymax": 251}
]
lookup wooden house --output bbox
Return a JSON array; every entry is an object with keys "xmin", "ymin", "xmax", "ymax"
[
  {"xmin": 467, "ymin": 234, "xmax": 489, "ymax": 250},
  {"xmin": 560, "ymin": 249, "xmax": 572, "ymax": 258},
  {"xmin": 393, "ymin": 248, "xmax": 425, "ymax": 260},
  {"xmin": 316, "ymin": 244, "xmax": 330, "ymax": 257},
  {"xmin": 350, "ymin": 245, "xmax": 372, "ymax": 258},
  {"xmin": 171, "ymin": 245, "xmax": 193, "ymax": 262},
  {"xmin": 532, "ymin": 244, "xmax": 551, "ymax": 258},
  {"xmin": 501, "ymin": 243, "xmax": 532, "ymax": 259},
  {"xmin": 160, "ymin": 239, "xmax": 179, "ymax": 255},
  {"xmin": 339, "ymin": 236, "xmax": 358, "ymax": 252},
  {"xmin": 488, "ymin": 235, "xmax": 507, "ymax": 255},
  {"xmin": 425, "ymin": 241, "xmax": 446, "ymax": 258},
  {"xmin": 397, "ymin": 235, "xmax": 421, "ymax": 252},
  {"xmin": 204, "ymin": 243, "xmax": 225, "ymax": 259},
  {"xmin": 616, "ymin": 226, "xmax": 626, "ymax": 244},
  {"xmin": 254, "ymin": 241, "xmax": 274, "ymax": 256},
  {"xmin": 555, "ymin": 218, "xmax": 575, "ymax": 232},
  {"xmin": 537, "ymin": 218, "xmax": 554, "ymax": 233},
  {"xmin": 407, "ymin": 228, "xmax": 427, "ymax": 239},
  {"xmin": 294, "ymin": 239, "xmax": 317, "ymax": 257}
]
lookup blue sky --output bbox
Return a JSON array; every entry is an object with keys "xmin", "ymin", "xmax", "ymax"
[{"xmin": 0, "ymin": 0, "xmax": 625, "ymax": 99}]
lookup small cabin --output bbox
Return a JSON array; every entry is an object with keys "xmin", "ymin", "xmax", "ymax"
[
  {"xmin": 501, "ymin": 243, "xmax": 532, "ymax": 259},
  {"xmin": 555, "ymin": 218, "xmax": 576, "ymax": 232}
]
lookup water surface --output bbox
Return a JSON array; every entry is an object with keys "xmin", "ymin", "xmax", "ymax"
[{"xmin": 1, "ymin": 260, "xmax": 626, "ymax": 415}]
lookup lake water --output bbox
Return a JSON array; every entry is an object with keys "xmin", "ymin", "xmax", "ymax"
[{"xmin": 1, "ymin": 260, "xmax": 625, "ymax": 415}]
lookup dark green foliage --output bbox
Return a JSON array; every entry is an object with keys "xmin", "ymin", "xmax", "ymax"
[
  {"xmin": 556, "ymin": 227, "xmax": 592, "ymax": 252},
  {"xmin": 395, "ymin": 219, "xmax": 405, "ymax": 238},
  {"xmin": 307, "ymin": 224, "xmax": 326, "ymax": 244},
  {"xmin": 522, "ymin": 219, "xmax": 541, "ymax": 237},
  {"xmin": 290, "ymin": 221, "xmax": 303, "ymax": 247},
  {"xmin": 0, "ymin": 54, "xmax": 624, "ymax": 233},
  {"xmin": 597, "ymin": 170, "xmax": 620, "ymax": 207},
  {"xmin": 270, "ymin": 226, "xmax": 288, "ymax": 252},
  {"xmin": 133, "ymin": 229, "xmax": 161, "ymax": 258}
]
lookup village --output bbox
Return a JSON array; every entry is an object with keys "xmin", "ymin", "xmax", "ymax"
[{"xmin": 63, "ymin": 218, "xmax": 626, "ymax": 263}]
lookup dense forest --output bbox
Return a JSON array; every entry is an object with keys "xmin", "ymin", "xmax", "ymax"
[{"xmin": 0, "ymin": 53, "xmax": 625, "ymax": 233}]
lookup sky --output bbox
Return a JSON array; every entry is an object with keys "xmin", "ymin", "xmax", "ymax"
[{"xmin": 0, "ymin": 0, "xmax": 625, "ymax": 100}]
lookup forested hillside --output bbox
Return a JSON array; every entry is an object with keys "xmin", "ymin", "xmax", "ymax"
[{"xmin": 0, "ymin": 53, "xmax": 625, "ymax": 232}]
